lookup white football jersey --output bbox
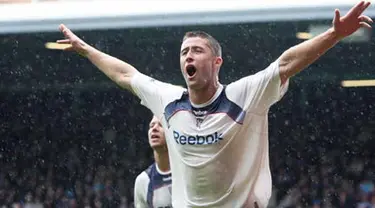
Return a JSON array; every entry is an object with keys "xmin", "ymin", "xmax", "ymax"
[
  {"xmin": 131, "ymin": 59, "xmax": 289, "ymax": 208},
  {"xmin": 134, "ymin": 163, "xmax": 172, "ymax": 208}
]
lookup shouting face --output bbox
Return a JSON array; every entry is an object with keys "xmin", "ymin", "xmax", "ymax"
[{"xmin": 180, "ymin": 37, "xmax": 222, "ymax": 91}]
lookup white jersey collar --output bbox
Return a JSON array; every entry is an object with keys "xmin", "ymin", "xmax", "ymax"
[{"xmin": 155, "ymin": 163, "xmax": 171, "ymax": 175}]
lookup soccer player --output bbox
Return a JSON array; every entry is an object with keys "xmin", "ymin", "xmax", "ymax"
[
  {"xmin": 55, "ymin": 1, "xmax": 372, "ymax": 207},
  {"xmin": 134, "ymin": 115, "xmax": 172, "ymax": 208}
]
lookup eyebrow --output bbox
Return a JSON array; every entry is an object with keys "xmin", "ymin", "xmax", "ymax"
[
  {"xmin": 180, "ymin": 48, "xmax": 187, "ymax": 54},
  {"xmin": 180, "ymin": 46, "xmax": 204, "ymax": 53}
]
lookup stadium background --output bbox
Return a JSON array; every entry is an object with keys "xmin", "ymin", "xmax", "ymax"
[{"xmin": 0, "ymin": 0, "xmax": 375, "ymax": 207}]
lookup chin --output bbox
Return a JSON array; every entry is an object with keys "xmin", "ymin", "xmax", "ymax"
[
  {"xmin": 151, "ymin": 143, "xmax": 166, "ymax": 150},
  {"xmin": 187, "ymin": 81, "xmax": 202, "ymax": 90},
  {"xmin": 189, "ymin": 84, "xmax": 207, "ymax": 91},
  {"xmin": 150, "ymin": 143, "xmax": 161, "ymax": 148}
]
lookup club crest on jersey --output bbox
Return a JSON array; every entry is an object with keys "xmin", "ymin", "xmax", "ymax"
[
  {"xmin": 192, "ymin": 109, "xmax": 207, "ymax": 128},
  {"xmin": 196, "ymin": 118, "xmax": 203, "ymax": 128}
]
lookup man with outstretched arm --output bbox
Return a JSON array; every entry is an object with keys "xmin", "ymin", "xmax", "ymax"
[{"xmin": 55, "ymin": 2, "xmax": 372, "ymax": 207}]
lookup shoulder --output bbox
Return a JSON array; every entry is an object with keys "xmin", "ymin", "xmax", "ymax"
[
  {"xmin": 132, "ymin": 72, "xmax": 186, "ymax": 94},
  {"xmin": 135, "ymin": 171, "xmax": 149, "ymax": 185}
]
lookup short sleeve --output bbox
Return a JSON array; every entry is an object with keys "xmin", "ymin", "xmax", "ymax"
[
  {"xmin": 226, "ymin": 59, "xmax": 289, "ymax": 113},
  {"xmin": 131, "ymin": 72, "xmax": 185, "ymax": 118},
  {"xmin": 134, "ymin": 172, "xmax": 149, "ymax": 208}
]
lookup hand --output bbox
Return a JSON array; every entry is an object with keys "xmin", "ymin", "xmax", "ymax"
[
  {"xmin": 332, "ymin": 1, "xmax": 373, "ymax": 39},
  {"xmin": 57, "ymin": 24, "xmax": 89, "ymax": 56}
]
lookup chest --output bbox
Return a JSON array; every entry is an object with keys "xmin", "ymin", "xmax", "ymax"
[
  {"xmin": 164, "ymin": 111, "xmax": 242, "ymax": 162},
  {"xmin": 147, "ymin": 172, "xmax": 172, "ymax": 207},
  {"xmin": 162, "ymin": 90, "xmax": 246, "ymax": 160}
]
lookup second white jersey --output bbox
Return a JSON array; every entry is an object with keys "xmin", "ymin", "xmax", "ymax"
[
  {"xmin": 134, "ymin": 163, "xmax": 172, "ymax": 208},
  {"xmin": 131, "ymin": 59, "xmax": 289, "ymax": 208}
]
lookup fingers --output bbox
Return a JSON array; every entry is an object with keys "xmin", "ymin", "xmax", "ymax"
[
  {"xmin": 59, "ymin": 24, "xmax": 67, "ymax": 33},
  {"xmin": 359, "ymin": 15, "xmax": 373, "ymax": 24},
  {"xmin": 57, "ymin": 23, "xmax": 86, "ymax": 55},
  {"xmin": 56, "ymin": 39, "xmax": 71, "ymax": 44},
  {"xmin": 59, "ymin": 24, "xmax": 74, "ymax": 39},
  {"xmin": 355, "ymin": 0, "xmax": 366, "ymax": 8},
  {"xmin": 346, "ymin": 1, "xmax": 371, "ymax": 18},
  {"xmin": 359, "ymin": 15, "xmax": 373, "ymax": 29},
  {"xmin": 355, "ymin": 1, "xmax": 370, "ymax": 16},
  {"xmin": 333, "ymin": 9, "xmax": 341, "ymax": 25},
  {"xmin": 360, "ymin": 22, "xmax": 372, "ymax": 29},
  {"xmin": 58, "ymin": 24, "xmax": 64, "ymax": 31},
  {"xmin": 360, "ymin": 1, "xmax": 371, "ymax": 14},
  {"xmin": 338, "ymin": 1, "xmax": 371, "ymax": 24},
  {"xmin": 347, "ymin": 1, "xmax": 365, "ymax": 17}
]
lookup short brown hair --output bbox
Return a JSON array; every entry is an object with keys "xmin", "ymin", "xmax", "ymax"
[{"xmin": 182, "ymin": 31, "xmax": 222, "ymax": 57}]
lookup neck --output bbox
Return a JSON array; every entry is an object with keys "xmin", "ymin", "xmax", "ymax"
[
  {"xmin": 189, "ymin": 81, "xmax": 219, "ymax": 105},
  {"xmin": 154, "ymin": 149, "xmax": 170, "ymax": 173}
]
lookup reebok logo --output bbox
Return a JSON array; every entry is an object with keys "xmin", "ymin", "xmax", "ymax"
[{"xmin": 173, "ymin": 130, "xmax": 223, "ymax": 145}]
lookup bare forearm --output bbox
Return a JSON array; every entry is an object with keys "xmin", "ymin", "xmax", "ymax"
[
  {"xmin": 85, "ymin": 46, "xmax": 138, "ymax": 90},
  {"xmin": 279, "ymin": 28, "xmax": 341, "ymax": 81}
]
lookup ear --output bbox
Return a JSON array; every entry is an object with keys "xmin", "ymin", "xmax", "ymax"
[
  {"xmin": 214, "ymin": 56, "xmax": 223, "ymax": 67},
  {"xmin": 214, "ymin": 57, "xmax": 223, "ymax": 78}
]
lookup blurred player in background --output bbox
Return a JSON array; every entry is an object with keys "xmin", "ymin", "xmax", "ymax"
[
  {"xmin": 134, "ymin": 116, "xmax": 172, "ymax": 208},
  {"xmin": 55, "ymin": 1, "xmax": 372, "ymax": 207}
]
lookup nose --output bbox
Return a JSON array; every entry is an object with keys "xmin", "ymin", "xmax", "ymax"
[
  {"xmin": 185, "ymin": 51, "xmax": 194, "ymax": 63},
  {"xmin": 151, "ymin": 125, "xmax": 159, "ymax": 132},
  {"xmin": 186, "ymin": 57, "xmax": 193, "ymax": 63}
]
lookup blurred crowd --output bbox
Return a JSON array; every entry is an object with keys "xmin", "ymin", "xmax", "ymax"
[
  {"xmin": 0, "ymin": 89, "xmax": 153, "ymax": 208},
  {"xmin": 269, "ymin": 84, "xmax": 375, "ymax": 208}
]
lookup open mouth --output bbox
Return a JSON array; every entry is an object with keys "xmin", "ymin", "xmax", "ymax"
[
  {"xmin": 151, "ymin": 135, "xmax": 160, "ymax": 139},
  {"xmin": 186, "ymin": 65, "xmax": 197, "ymax": 77}
]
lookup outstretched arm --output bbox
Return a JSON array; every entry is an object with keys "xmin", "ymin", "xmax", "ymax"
[
  {"xmin": 278, "ymin": 1, "xmax": 373, "ymax": 84},
  {"xmin": 57, "ymin": 24, "xmax": 138, "ymax": 92}
]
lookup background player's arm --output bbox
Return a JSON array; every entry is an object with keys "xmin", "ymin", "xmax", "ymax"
[
  {"xmin": 277, "ymin": 1, "xmax": 372, "ymax": 84},
  {"xmin": 57, "ymin": 24, "xmax": 138, "ymax": 92},
  {"xmin": 134, "ymin": 173, "xmax": 149, "ymax": 208}
]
